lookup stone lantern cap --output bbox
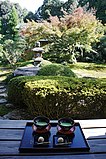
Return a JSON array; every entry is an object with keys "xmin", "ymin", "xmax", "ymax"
[
  {"xmin": 32, "ymin": 47, "xmax": 44, "ymax": 52},
  {"xmin": 34, "ymin": 57, "xmax": 43, "ymax": 62},
  {"xmin": 32, "ymin": 41, "xmax": 44, "ymax": 53}
]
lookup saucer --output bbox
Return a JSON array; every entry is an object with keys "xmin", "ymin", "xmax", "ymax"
[
  {"xmin": 32, "ymin": 124, "xmax": 51, "ymax": 134},
  {"xmin": 57, "ymin": 124, "xmax": 75, "ymax": 135}
]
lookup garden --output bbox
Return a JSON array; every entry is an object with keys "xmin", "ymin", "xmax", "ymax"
[{"xmin": 0, "ymin": 0, "xmax": 106, "ymax": 119}]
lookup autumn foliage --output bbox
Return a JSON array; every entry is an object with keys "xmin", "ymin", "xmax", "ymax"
[{"xmin": 20, "ymin": 7, "xmax": 104, "ymax": 63}]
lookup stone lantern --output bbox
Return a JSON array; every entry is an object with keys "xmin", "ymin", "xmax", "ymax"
[
  {"xmin": 32, "ymin": 42, "xmax": 44, "ymax": 67},
  {"xmin": 13, "ymin": 41, "xmax": 48, "ymax": 76}
]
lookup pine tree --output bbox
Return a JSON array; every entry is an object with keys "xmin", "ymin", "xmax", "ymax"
[{"xmin": 7, "ymin": 5, "xmax": 19, "ymax": 40}]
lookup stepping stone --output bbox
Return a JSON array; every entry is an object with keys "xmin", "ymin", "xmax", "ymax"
[
  {"xmin": 0, "ymin": 88, "xmax": 6, "ymax": 93},
  {"xmin": 0, "ymin": 116, "xmax": 4, "ymax": 119},
  {"xmin": 0, "ymin": 98, "xmax": 7, "ymax": 104},
  {"xmin": 0, "ymin": 93, "xmax": 7, "ymax": 98},
  {"xmin": 3, "ymin": 110, "xmax": 22, "ymax": 120},
  {"xmin": 0, "ymin": 85, "xmax": 5, "ymax": 89}
]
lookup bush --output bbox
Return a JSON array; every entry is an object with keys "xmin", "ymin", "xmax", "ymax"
[
  {"xmin": 8, "ymin": 76, "xmax": 106, "ymax": 119},
  {"xmin": 4, "ymin": 73, "xmax": 14, "ymax": 84},
  {"xmin": 37, "ymin": 63, "xmax": 77, "ymax": 77},
  {"xmin": 8, "ymin": 76, "xmax": 34, "ymax": 107},
  {"xmin": 8, "ymin": 76, "xmax": 54, "ymax": 107},
  {"xmin": 40, "ymin": 59, "xmax": 52, "ymax": 67}
]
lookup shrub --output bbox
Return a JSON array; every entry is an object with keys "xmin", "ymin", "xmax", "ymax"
[
  {"xmin": 37, "ymin": 63, "xmax": 77, "ymax": 77},
  {"xmin": 8, "ymin": 76, "xmax": 55, "ymax": 107},
  {"xmin": 4, "ymin": 73, "xmax": 14, "ymax": 84},
  {"xmin": 8, "ymin": 76, "xmax": 106, "ymax": 119},
  {"xmin": 40, "ymin": 59, "xmax": 52, "ymax": 67},
  {"xmin": 8, "ymin": 76, "xmax": 34, "ymax": 107}
]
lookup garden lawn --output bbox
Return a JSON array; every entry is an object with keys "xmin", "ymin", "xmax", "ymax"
[{"xmin": 70, "ymin": 62, "xmax": 106, "ymax": 78}]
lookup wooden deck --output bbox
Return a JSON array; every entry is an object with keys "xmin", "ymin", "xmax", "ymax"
[{"xmin": 0, "ymin": 119, "xmax": 106, "ymax": 159}]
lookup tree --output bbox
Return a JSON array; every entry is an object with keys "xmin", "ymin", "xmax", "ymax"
[
  {"xmin": 51, "ymin": 7, "xmax": 104, "ymax": 63},
  {"xmin": 0, "ymin": 0, "xmax": 27, "ymax": 65},
  {"xmin": 63, "ymin": 0, "xmax": 78, "ymax": 14},
  {"xmin": 0, "ymin": 0, "xmax": 28, "ymax": 39},
  {"xmin": 95, "ymin": 27, "xmax": 106, "ymax": 63},
  {"xmin": 0, "ymin": 34, "xmax": 5, "ymax": 64},
  {"xmin": 21, "ymin": 7, "xmax": 104, "ymax": 63},
  {"xmin": 24, "ymin": 11, "xmax": 37, "ymax": 22},
  {"xmin": 36, "ymin": 0, "xmax": 64, "ymax": 20},
  {"xmin": 7, "ymin": 5, "xmax": 19, "ymax": 40},
  {"xmin": 3, "ymin": 38, "xmax": 26, "ymax": 66},
  {"xmin": 78, "ymin": 0, "xmax": 106, "ymax": 23},
  {"xmin": 0, "ymin": 0, "xmax": 12, "ymax": 36},
  {"xmin": 14, "ymin": 3, "xmax": 28, "ymax": 23}
]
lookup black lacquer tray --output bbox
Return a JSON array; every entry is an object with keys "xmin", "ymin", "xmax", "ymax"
[{"xmin": 19, "ymin": 122, "xmax": 90, "ymax": 154}]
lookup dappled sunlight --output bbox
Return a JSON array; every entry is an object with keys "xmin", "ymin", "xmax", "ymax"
[
  {"xmin": 72, "ymin": 69, "xmax": 106, "ymax": 78},
  {"xmin": 83, "ymin": 128, "xmax": 106, "ymax": 139}
]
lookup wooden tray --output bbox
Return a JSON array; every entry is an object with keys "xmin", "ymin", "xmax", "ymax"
[{"xmin": 19, "ymin": 122, "xmax": 90, "ymax": 154}]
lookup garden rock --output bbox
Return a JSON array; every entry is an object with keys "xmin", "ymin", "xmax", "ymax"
[
  {"xmin": 0, "ymin": 82, "xmax": 7, "ymax": 105},
  {"xmin": 14, "ymin": 66, "xmax": 40, "ymax": 76},
  {"xmin": 0, "ymin": 98, "xmax": 7, "ymax": 104}
]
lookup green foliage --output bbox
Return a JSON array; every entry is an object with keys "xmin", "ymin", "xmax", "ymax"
[
  {"xmin": 40, "ymin": 59, "xmax": 52, "ymax": 67},
  {"xmin": 96, "ymin": 35, "xmax": 106, "ymax": 63},
  {"xmin": 47, "ymin": 8, "xmax": 104, "ymax": 63},
  {"xmin": 0, "ymin": 1, "xmax": 19, "ymax": 40},
  {"xmin": 16, "ymin": 60, "xmax": 33, "ymax": 67},
  {"xmin": 7, "ymin": 5, "xmax": 19, "ymax": 39},
  {"xmin": 20, "ymin": 19, "xmax": 60, "ymax": 48},
  {"xmin": 78, "ymin": 0, "xmax": 106, "ymax": 23},
  {"xmin": 8, "ymin": 76, "xmax": 106, "ymax": 119},
  {"xmin": 4, "ymin": 73, "xmax": 14, "ymax": 84},
  {"xmin": 36, "ymin": 0, "xmax": 106, "ymax": 23},
  {"xmin": 63, "ymin": 0, "xmax": 78, "ymax": 14},
  {"xmin": 0, "ymin": 42, "xmax": 5, "ymax": 64},
  {"xmin": 0, "ymin": 105, "xmax": 12, "ymax": 116},
  {"xmin": 0, "ymin": 0, "xmax": 27, "ymax": 34},
  {"xmin": 3, "ymin": 38, "xmax": 27, "ymax": 66},
  {"xmin": 7, "ymin": 76, "xmax": 55, "ymax": 107},
  {"xmin": 69, "ymin": 62, "xmax": 106, "ymax": 70},
  {"xmin": 8, "ymin": 76, "xmax": 50, "ymax": 107},
  {"xmin": 8, "ymin": 76, "xmax": 29, "ymax": 107},
  {"xmin": 0, "ymin": 0, "xmax": 27, "ymax": 65},
  {"xmin": 36, "ymin": 0, "xmax": 64, "ymax": 20},
  {"xmin": 24, "ymin": 11, "xmax": 38, "ymax": 22},
  {"xmin": 22, "ymin": 7, "xmax": 104, "ymax": 63},
  {"xmin": 37, "ymin": 63, "xmax": 77, "ymax": 77}
]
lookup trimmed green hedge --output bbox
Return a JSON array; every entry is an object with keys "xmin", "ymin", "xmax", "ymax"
[
  {"xmin": 8, "ymin": 76, "xmax": 37, "ymax": 107},
  {"xmin": 8, "ymin": 76, "xmax": 106, "ymax": 119},
  {"xmin": 37, "ymin": 63, "xmax": 77, "ymax": 77}
]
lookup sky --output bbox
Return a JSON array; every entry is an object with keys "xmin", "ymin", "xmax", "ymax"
[{"xmin": 3, "ymin": 0, "xmax": 67, "ymax": 13}]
